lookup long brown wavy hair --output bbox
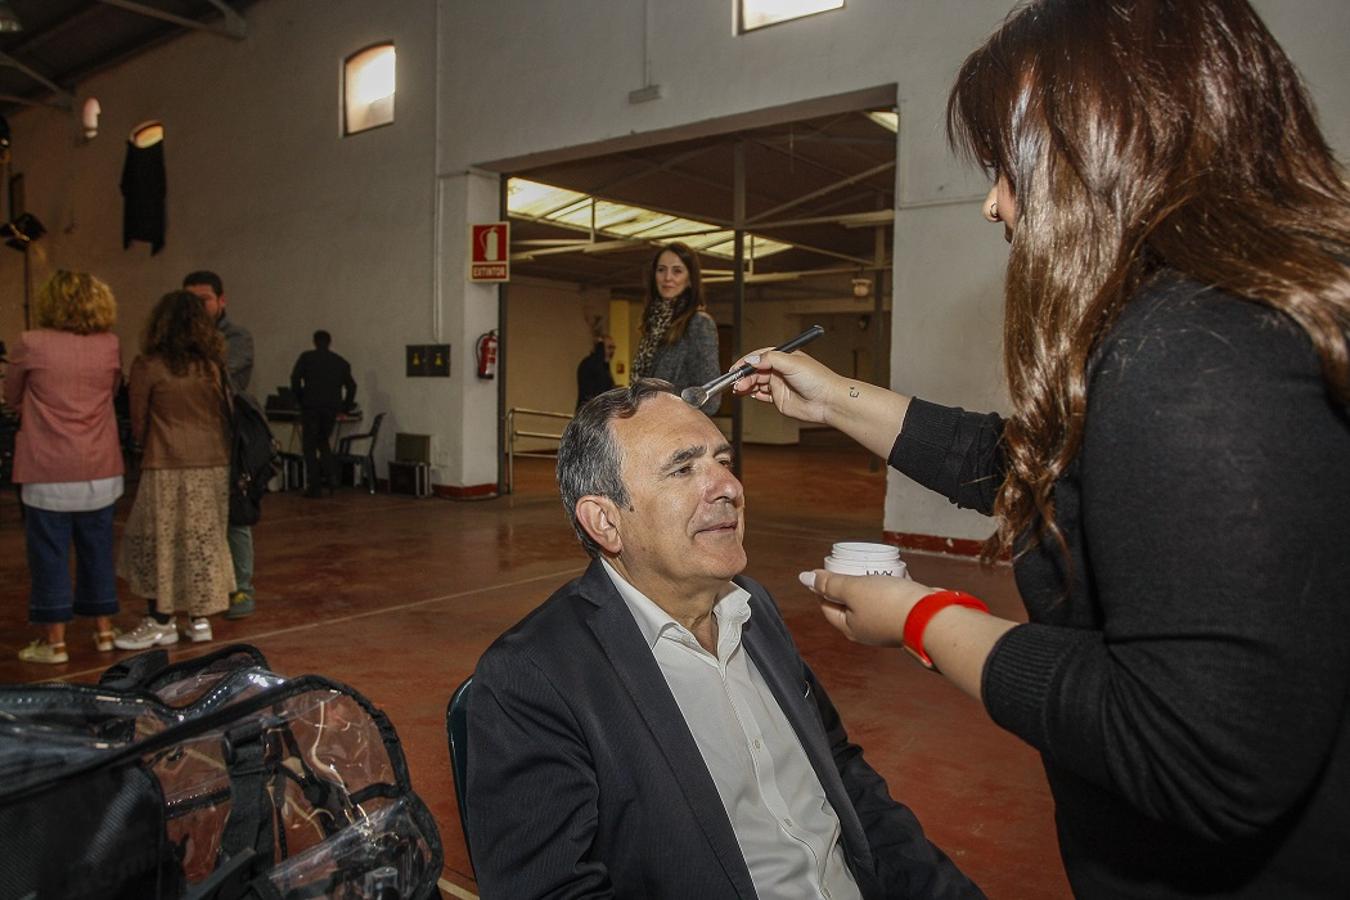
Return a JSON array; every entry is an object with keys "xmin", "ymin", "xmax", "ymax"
[
  {"xmin": 947, "ymin": 0, "xmax": 1350, "ymax": 563},
  {"xmin": 642, "ymin": 241, "xmax": 707, "ymax": 345},
  {"xmin": 142, "ymin": 290, "xmax": 225, "ymax": 377}
]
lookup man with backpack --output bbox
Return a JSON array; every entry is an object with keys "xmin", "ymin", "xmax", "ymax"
[{"xmin": 183, "ymin": 270, "xmax": 259, "ymax": 620}]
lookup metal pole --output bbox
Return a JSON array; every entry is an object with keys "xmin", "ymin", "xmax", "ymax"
[
  {"xmin": 506, "ymin": 409, "xmax": 515, "ymax": 495},
  {"xmin": 497, "ymin": 175, "xmax": 510, "ymax": 495},
  {"xmin": 731, "ymin": 141, "xmax": 746, "ymax": 480},
  {"xmin": 869, "ymin": 209, "xmax": 887, "ymax": 472}
]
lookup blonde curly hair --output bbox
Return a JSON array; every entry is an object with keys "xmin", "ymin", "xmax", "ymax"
[{"xmin": 34, "ymin": 271, "xmax": 117, "ymax": 334}]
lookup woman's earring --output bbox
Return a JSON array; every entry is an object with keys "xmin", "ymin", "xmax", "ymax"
[{"xmin": 988, "ymin": 201, "xmax": 999, "ymax": 221}]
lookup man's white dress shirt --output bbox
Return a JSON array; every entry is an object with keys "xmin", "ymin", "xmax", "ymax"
[{"xmin": 603, "ymin": 560, "xmax": 862, "ymax": 900}]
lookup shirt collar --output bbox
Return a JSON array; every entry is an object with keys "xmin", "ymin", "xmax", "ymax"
[{"xmin": 601, "ymin": 558, "xmax": 751, "ymax": 650}]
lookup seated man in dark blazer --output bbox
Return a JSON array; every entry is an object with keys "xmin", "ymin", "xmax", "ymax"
[{"xmin": 464, "ymin": 379, "xmax": 983, "ymax": 899}]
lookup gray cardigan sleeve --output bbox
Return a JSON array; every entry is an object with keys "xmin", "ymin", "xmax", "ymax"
[{"xmin": 682, "ymin": 313, "xmax": 721, "ymax": 414}]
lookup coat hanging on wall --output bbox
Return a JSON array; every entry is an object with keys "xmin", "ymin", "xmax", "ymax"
[{"xmin": 120, "ymin": 121, "xmax": 166, "ymax": 254}]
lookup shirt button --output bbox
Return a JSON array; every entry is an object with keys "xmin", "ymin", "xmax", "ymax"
[
  {"xmin": 784, "ymin": 817, "xmax": 794, "ymax": 827},
  {"xmin": 752, "ymin": 738, "xmax": 762, "ymax": 750}
]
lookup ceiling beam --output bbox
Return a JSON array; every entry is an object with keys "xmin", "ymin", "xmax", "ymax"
[
  {"xmin": 477, "ymin": 83, "xmax": 896, "ymax": 172},
  {"xmin": 750, "ymin": 208, "xmax": 893, "ymax": 231},
  {"xmin": 0, "ymin": 52, "xmax": 73, "ymax": 109},
  {"xmin": 4, "ymin": 3, "xmax": 106, "ymax": 58},
  {"xmin": 703, "ymin": 263, "xmax": 892, "ymax": 285},
  {"xmin": 97, "ymin": 0, "xmax": 246, "ymax": 40},
  {"xmin": 0, "ymin": 92, "xmax": 70, "ymax": 111},
  {"xmin": 745, "ymin": 160, "xmax": 895, "ymax": 225},
  {"xmin": 748, "ymin": 137, "xmax": 891, "ymax": 207}
]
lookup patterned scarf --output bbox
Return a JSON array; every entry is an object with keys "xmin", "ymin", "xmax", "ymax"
[{"xmin": 631, "ymin": 299, "xmax": 675, "ymax": 380}]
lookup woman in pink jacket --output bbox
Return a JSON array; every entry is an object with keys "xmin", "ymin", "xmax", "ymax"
[{"xmin": 5, "ymin": 271, "xmax": 124, "ymax": 664}]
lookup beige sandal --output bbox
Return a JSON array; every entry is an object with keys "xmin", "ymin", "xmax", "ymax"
[
  {"xmin": 94, "ymin": 630, "xmax": 118, "ymax": 653},
  {"xmin": 19, "ymin": 640, "xmax": 69, "ymax": 665}
]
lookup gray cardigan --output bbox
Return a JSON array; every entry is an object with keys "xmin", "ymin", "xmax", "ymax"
[{"xmin": 646, "ymin": 312, "xmax": 720, "ymax": 413}]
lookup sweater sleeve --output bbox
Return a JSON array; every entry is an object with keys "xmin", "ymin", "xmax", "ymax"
[
  {"xmin": 127, "ymin": 356, "xmax": 151, "ymax": 445},
  {"xmin": 684, "ymin": 313, "xmax": 721, "ymax": 414},
  {"xmin": 981, "ymin": 295, "xmax": 1350, "ymax": 842},
  {"xmin": 2, "ymin": 334, "xmax": 27, "ymax": 409},
  {"xmin": 888, "ymin": 398, "xmax": 1006, "ymax": 516},
  {"xmin": 225, "ymin": 325, "xmax": 254, "ymax": 394}
]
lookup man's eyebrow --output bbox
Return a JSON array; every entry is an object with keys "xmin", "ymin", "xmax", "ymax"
[
  {"xmin": 663, "ymin": 445, "xmax": 706, "ymax": 470},
  {"xmin": 660, "ymin": 439, "xmax": 736, "ymax": 469}
]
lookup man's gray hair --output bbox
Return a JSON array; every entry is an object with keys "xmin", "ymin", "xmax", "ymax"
[{"xmin": 557, "ymin": 379, "xmax": 678, "ymax": 557}]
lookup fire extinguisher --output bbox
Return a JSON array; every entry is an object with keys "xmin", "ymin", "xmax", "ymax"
[{"xmin": 475, "ymin": 330, "xmax": 498, "ymax": 379}]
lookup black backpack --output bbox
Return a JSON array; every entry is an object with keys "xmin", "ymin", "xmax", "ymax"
[
  {"xmin": 0, "ymin": 644, "xmax": 444, "ymax": 899},
  {"xmin": 228, "ymin": 390, "xmax": 281, "ymax": 526}
]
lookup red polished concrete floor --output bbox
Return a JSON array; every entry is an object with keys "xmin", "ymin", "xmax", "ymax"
[{"xmin": 0, "ymin": 432, "xmax": 1071, "ymax": 899}]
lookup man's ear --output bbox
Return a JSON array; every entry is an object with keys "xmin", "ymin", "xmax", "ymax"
[{"xmin": 576, "ymin": 496, "xmax": 622, "ymax": 555}]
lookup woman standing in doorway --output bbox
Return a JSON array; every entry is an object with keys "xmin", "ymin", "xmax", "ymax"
[
  {"xmin": 631, "ymin": 242, "xmax": 720, "ymax": 413},
  {"xmin": 116, "ymin": 290, "xmax": 234, "ymax": 649},
  {"xmin": 734, "ymin": 0, "xmax": 1350, "ymax": 896},
  {"xmin": 6, "ymin": 271, "xmax": 124, "ymax": 663}
]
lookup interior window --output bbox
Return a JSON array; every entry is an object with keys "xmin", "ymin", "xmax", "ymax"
[
  {"xmin": 738, "ymin": 0, "xmax": 843, "ymax": 33},
  {"xmin": 343, "ymin": 43, "xmax": 396, "ymax": 135}
]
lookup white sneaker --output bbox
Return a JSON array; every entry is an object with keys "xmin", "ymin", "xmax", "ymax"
[
  {"xmin": 185, "ymin": 618, "xmax": 213, "ymax": 643},
  {"xmin": 114, "ymin": 617, "xmax": 179, "ymax": 650}
]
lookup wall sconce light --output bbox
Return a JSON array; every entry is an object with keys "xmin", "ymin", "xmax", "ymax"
[
  {"xmin": 81, "ymin": 98, "xmax": 101, "ymax": 140},
  {"xmin": 851, "ymin": 277, "xmax": 872, "ymax": 299}
]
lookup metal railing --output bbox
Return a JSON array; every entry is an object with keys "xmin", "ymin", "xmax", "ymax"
[{"xmin": 505, "ymin": 406, "xmax": 572, "ymax": 494}]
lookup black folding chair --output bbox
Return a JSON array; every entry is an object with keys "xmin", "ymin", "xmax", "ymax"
[
  {"xmin": 445, "ymin": 675, "xmax": 474, "ymax": 874},
  {"xmin": 334, "ymin": 412, "xmax": 384, "ymax": 494}
]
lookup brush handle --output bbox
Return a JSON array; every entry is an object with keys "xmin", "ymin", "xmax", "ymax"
[
  {"xmin": 726, "ymin": 324, "xmax": 825, "ymax": 382},
  {"xmin": 681, "ymin": 324, "xmax": 826, "ymax": 407}
]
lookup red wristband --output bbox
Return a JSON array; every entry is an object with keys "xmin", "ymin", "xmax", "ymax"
[{"xmin": 902, "ymin": 590, "xmax": 989, "ymax": 670}]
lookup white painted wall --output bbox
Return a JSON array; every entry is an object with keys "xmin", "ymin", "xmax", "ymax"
[
  {"xmin": 1, "ymin": 0, "xmax": 444, "ymax": 481},
  {"xmin": 2, "ymin": 0, "xmax": 1344, "ymax": 536}
]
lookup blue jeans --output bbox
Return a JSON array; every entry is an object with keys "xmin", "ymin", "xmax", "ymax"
[
  {"xmin": 25, "ymin": 504, "xmax": 120, "ymax": 624},
  {"xmin": 227, "ymin": 524, "xmax": 254, "ymax": 596}
]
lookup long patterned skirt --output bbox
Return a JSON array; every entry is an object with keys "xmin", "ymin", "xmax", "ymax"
[{"xmin": 117, "ymin": 466, "xmax": 234, "ymax": 618}]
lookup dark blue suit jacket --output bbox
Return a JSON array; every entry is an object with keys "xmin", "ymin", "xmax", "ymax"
[{"xmin": 464, "ymin": 560, "xmax": 983, "ymax": 899}]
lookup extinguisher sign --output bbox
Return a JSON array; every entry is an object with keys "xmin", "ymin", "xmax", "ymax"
[{"xmin": 469, "ymin": 222, "xmax": 510, "ymax": 282}]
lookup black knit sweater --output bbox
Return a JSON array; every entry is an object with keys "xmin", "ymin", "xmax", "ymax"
[{"xmin": 890, "ymin": 273, "xmax": 1350, "ymax": 898}]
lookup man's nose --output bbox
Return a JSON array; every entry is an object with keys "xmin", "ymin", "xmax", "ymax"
[{"xmin": 706, "ymin": 464, "xmax": 743, "ymax": 505}]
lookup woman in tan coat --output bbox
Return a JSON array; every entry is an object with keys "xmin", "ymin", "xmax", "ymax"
[{"xmin": 116, "ymin": 290, "xmax": 234, "ymax": 648}]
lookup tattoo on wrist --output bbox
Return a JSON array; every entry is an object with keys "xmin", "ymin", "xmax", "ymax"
[{"xmin": 848, "ymin": 386, "xmax": 860, "ymax": 398}]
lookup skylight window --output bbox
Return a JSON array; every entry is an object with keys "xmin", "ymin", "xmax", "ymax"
[
  {"xmin": 738, "ymin": 0, "xmax": 844, "ymax": 33},
  {"xmin": 506, "ymin": 178, "xmax": 792, "ymax": 261},
  {"xmin": 344, "ymin": 43, "xmax": 396, "ymax": 135}
]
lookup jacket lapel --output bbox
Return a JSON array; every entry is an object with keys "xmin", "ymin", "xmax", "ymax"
[{"xmin": 578, "ymin": 561, "xmax": 758, "ymax": 899}]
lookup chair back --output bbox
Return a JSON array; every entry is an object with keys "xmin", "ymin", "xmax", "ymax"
[
  {"xmin": 367, "ymin": 412, "xmax": 386, "ymax": 444},
  {"xmin": 445, "ymin": 675, "xmax": 474, "ymax": 873}
]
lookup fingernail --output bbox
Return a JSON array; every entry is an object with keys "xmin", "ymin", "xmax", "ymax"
[
  {"xmin": 798, "ymin": 571, "xmax": 816, "ymax": 590},
  {"xmin": 747, "ymin": 354, "xmax": 761, "ymax": 365}
]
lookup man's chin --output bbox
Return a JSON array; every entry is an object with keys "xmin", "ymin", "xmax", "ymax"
[{"xmin": 707, "ymin": 547, "xmax": 748, "ymax": 582}]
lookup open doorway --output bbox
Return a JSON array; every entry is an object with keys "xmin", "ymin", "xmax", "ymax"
[{"xmin": 491, "ymin": 92, "xmax": 897, "ymax": 490}]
